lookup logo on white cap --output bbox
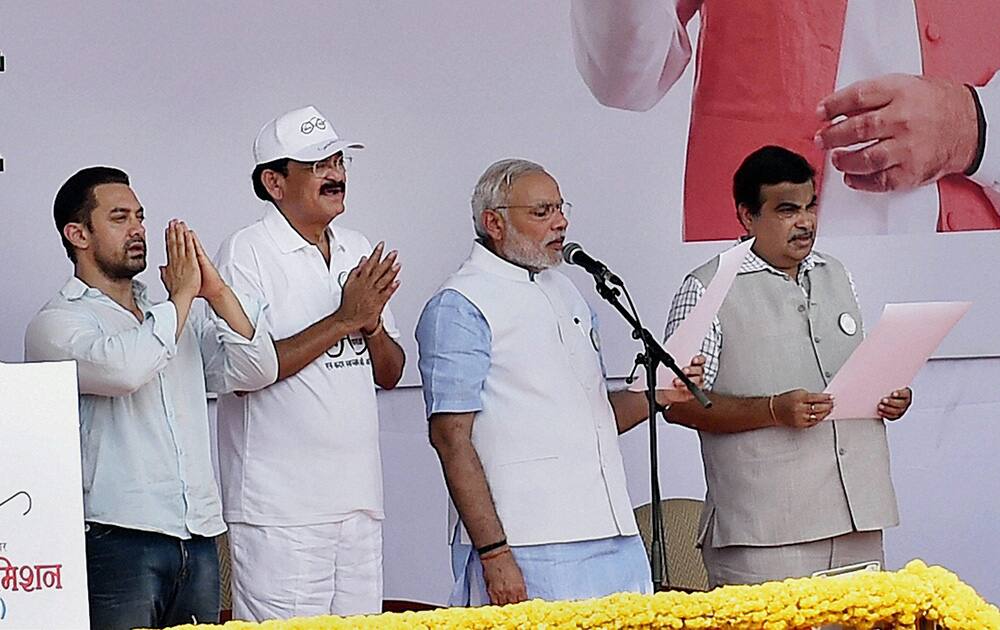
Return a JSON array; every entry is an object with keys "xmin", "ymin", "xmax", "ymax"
[
  {"xmin": 253, "ymin": 105, "xmax": 364, "ymax": 165},
  {"xmin": 300, "ymin": 116, "xmax": 327, "ymax": 135}
]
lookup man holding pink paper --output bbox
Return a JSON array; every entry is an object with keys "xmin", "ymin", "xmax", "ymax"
[{"xmin": 663, "ymin": 146, "xmax": 912, "ymax": 587}]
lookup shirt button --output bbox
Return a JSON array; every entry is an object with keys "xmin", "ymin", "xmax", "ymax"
[
  {"xmin": 838, "ymin": 447, "xmax": 847, "ymax": 456},
  {"xmin": 813, "ymin": 336, "xmax": 821, "ymax": 343},
  {"xmin": 925, "ymin": 23, "xmax": 942, "ymax": 42},
  {"xmin": 825, "ymin": 371, "xmax": 833, "ymax": 378},
  {"xmin": 797, "ymin": 305, "xmax": 806, "ymax": 313}
]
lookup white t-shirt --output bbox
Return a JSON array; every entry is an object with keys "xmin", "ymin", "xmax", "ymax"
[{"xmin": 214, "ymin": 206, "xmax": 399, "ymax": 526}]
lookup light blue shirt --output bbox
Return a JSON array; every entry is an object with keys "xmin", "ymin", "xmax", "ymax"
[
  {"xmin": 24, "ymin": 277, "xmax": 277, "ymax": 539},
  {"xmin": 415, "ymin": 288, "xmax": 606, "ymax": 417}
]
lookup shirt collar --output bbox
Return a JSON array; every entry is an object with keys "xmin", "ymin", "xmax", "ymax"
[
  {"xmin": 737, "ymin": 241, "xmax": 826, "ymax": 277},
  {"xmin": 468, "ymin": 240, "xmax": 542, "ymax": 283},
  {"xmin": 263, "ymin": 205, "xmax": 345, "ymax": 255},
  {"xmin": 60, "ymin": 276, "xmax": 151, "ymax": 306}
]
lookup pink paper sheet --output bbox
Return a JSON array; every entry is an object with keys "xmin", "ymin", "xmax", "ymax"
[
  {"xmin": 630, "ymin": 239, "xmax": 754, "ymax": 391},
  {"xmin": 825, "ymin": 302, "xmax": 971, "ymax": 419}
]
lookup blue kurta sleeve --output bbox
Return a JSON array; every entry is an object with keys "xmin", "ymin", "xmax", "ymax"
[{"xmin": 415, "ymin": 289, "xmax": 492, "ymax": 417}]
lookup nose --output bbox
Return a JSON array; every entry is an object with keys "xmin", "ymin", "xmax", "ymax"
[
  {"xmin": 129, "ymin": 217, "xmax": 146, "ymax": 238},
  {"xmin": 795, "ymin": 209, "xmax": 814, "ymax": 231},
  {"xmin": 552, "ymin": 209, "xmax": 569, "ymax": 231}
]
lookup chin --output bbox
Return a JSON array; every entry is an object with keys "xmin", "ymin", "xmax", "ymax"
[
  {"xmin": 109, "ymin": 266, "xmax": 144, "ymax": 281},
  {"xmin": 320, "ymin": 201, "xmax": 345, "ymax": 220}
]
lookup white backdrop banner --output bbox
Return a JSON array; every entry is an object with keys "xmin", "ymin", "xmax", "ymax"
[
  {"xmin": 0, "ymin": 362, "xmax": 88, "ymax": 630},
  {"xmin": 2, "ymin": 3, "xmax": 997, "ymax": 377}
]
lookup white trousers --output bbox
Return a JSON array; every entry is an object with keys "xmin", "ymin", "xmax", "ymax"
[{"xmin": 228, "ymin": 513, "xmax": 383, "ymax": 621}]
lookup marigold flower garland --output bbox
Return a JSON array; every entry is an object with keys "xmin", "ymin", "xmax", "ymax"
[{"xmin": 160, "ymin": 560, "xmax": 999, "ymax": 630}]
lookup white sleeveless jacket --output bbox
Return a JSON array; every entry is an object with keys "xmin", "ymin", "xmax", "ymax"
[{"xmin": 439, "ymin": 244, "xmax": 638, "ymax": 546}]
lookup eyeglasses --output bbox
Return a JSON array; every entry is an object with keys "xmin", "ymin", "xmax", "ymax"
[
  {"xmin": 299, "ymin": 154, "xmax": 352, "ymax": 178},
  {"xmin": 492, "ymin": 201, "xmax": 572, "ymax": 221}
]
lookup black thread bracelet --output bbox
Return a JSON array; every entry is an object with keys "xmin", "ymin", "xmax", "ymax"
[
  {"xmin": 964, "ymin": 84, "xmax": 987, "ymax": 177},
  {"xmin": 477, "ymin": 539, "xmax": 507, "ymax": 555}
]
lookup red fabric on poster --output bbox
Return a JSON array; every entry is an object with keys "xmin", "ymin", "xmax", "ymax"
[{"xmin": 682, "ymin": 0, "xmax": 1000, "ymax": 241}]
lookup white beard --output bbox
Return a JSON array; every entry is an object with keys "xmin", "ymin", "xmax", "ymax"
[{"xmin": 501, "ymin": 224, "xmax": 562, "ymax": 272}]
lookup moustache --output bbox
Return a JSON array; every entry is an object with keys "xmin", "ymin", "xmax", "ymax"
[
  {"xmin": 126, "ymin": 237, "xmax": 146, "ymax": 251},
  {"xmin": 788, "ymin": 230, "xmax": 814, "ymax": 242},
  {"xmin": 319, "ymin": 180, "xmax": 346, "ymax": 195}
]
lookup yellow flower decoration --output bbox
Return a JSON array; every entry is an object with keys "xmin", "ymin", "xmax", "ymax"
[{"xmin": 157, "ymin": 560, "xmax": 998, "ymax": 630}]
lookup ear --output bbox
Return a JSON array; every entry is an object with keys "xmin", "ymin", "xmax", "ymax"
[
  {"xmin": 481, "ymin": 209, "xmax": 506, "ymax": 245},
  {"xmin": 261, "ymin": 169, "xmax": 286, "ymax": 202},
  {"xmin": 736, "ymin": 203, "xmax": 756, "ymax": 234},
  {"xmin": 63, "ymin": 222, "xmax": 89, "ymax": 253}
]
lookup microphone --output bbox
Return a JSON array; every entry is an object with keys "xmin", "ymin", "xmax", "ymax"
[{"xmin": 562, "ymin": 242, "xmax": 623, "ymax": 286}]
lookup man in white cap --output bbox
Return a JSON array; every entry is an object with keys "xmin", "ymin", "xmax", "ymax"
[{"xmin": 214, "ymin": 105, "xmax": 405, "ymax": 620}]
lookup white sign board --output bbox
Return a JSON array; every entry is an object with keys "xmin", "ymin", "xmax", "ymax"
[{"xmin": 0, "ymin": 361, "xmax": 89, "ymax": 629}]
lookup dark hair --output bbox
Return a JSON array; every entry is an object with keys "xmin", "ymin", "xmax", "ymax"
[
  {"xmin": 732, "ymin": 145, "xmax": 815, "ymax": 217},
  {"xmin": 252, "ymin": 158, "xmax": 290, "ymax": 203},
  {"xmin": 53, "ymin": 166, "xmax": 130, "ymax": 261}
]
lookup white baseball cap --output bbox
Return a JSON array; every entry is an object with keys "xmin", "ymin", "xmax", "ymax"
[{"xmin": 253, "ymin": 105, "xmax": 364, "ymax": 165}]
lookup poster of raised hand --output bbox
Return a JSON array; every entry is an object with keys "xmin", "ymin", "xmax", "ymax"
[{"xmin": 0, "ymin": 361, "xmax": 88, "ymax": 629}]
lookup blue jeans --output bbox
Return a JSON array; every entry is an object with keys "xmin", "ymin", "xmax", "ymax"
[{"xmin": 85, "ymin": 523, "xmax": 220, "ymax": 630}]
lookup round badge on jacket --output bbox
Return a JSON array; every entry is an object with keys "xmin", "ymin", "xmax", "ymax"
[{"xmin": 839, "ymin": 312, "xmax": 858, "ymax": 336}]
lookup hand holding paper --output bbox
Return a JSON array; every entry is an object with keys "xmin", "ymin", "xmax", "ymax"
[
  {"xmin": 653, "ymin": 354, "xmax": 707, "ymax": 406},
  {"xmin": 877, "ymin": 387, "xmax": 912, "ymax": 421},
  {"xmin": 771, "ymin": 389, "xmax": 834, "ymax": 428}
]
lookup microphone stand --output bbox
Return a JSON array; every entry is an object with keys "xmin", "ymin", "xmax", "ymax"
[{"xmin": 590, "ymin": 274, "xmax": 711, "ymax": 591}]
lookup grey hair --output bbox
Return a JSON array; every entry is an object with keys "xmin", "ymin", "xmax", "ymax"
[{"xmin": 471, "ymin": 158, "xmax": 547, "ymax": 238}]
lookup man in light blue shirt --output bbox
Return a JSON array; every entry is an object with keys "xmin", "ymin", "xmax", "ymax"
[{"xmin": 24, "ymin": 166, "xmax": 277, "ymax": 629}]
